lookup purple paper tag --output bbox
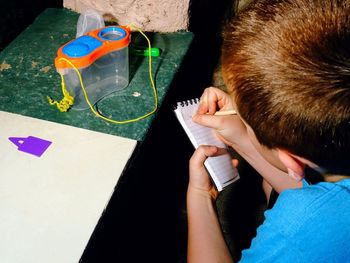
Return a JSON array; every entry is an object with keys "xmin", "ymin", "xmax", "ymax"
[{"xmin": 9, "ymin": 136, "xmax": 52, "ymax": 157}]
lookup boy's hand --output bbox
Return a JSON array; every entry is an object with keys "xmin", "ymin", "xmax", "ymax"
[
  {"xmin": 193, "ymin": 87, "xmax": 251, "ymax": 151},
  {"xmin": 193, "ymin": 113, "xmax": 249, "ymax": 150},
  {"xmin": 189, "ymin": 145, "xmax": 238, "ymax": 200},
  {"xmin": 197, "ymin": 87, "xmax": 235, "ymax": 115}
]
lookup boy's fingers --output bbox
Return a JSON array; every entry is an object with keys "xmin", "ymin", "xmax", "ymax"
[
  {"xmin": 190, "ymin": 145, "xmax": 228, "ymax": 167},
  {"xmin": 192, "ymin": 114, "xmax": 227, "ymax": 130},
  {"xmin": 198, "ymin": 92, "xmax": 210, "ymax": 114},
  {"xmin": 232, "ymin": 159, "xmax": 239, "ymax": 168},
  {"xmin": 198, "ymin": 87, "xmax": 222, "ymax": 114},
  {"xmin": 190, "ymin": 145, "xmax": 217, "ymax": 167}
]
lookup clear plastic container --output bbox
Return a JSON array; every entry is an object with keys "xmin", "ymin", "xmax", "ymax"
[
  {"xmin": 76, "ymin": 9, "xmax": 105, "ymax": 38},
  {"xmin": 55, "ymin": 26, "xmax": 131, "ymax": 110}
]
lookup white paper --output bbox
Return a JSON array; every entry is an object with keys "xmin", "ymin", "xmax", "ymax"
[{"xmin": 0, "ymin": 111, "xmax": 137, "ymax": 263}]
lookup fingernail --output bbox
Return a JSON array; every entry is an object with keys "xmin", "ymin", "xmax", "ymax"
[{"xmin": 287, "ymin": 168, "xmax": 304, "ymax": 181}]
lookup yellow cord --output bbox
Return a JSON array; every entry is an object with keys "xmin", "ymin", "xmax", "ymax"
[
  {"xmin": 48, "ymin": 25, "xmax": 158, "ymax": 124},
  {"xmin": 47, "ymin": 74, "xmax": 74, "ymax": 112}
]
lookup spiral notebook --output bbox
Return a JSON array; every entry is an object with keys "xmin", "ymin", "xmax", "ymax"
[{"xmin": 174, "ymin": 98, "xmax": 239, "ymax": 191}]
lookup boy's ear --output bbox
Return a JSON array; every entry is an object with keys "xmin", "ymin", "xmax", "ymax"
[{"xmin": 277, "ymin": 149, "xmax": 306, "ymax": 180}]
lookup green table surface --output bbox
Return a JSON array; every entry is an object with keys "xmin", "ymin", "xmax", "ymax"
[{"xmin": 0, "ymin": 8, "xmax": 193, "ymax": 141}]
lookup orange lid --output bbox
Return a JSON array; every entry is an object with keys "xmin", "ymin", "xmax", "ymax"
[{"xmin": 55, "ymin": 26, "xmax": 131, "ymax": 70}]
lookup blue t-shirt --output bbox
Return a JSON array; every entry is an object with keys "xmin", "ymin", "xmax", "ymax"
[{"xmin": 240, "ymin": 179, "xmax": 350, "ymax": 262}]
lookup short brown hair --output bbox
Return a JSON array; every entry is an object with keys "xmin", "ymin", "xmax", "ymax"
[{"xmin": 221, "ymin": 0, "xmax": 350, "ymax": 174}]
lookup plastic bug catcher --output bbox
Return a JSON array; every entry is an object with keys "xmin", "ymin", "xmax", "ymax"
[{"xmin": 54, "ymin": 26, "xmax": 131, "ymax": 110}]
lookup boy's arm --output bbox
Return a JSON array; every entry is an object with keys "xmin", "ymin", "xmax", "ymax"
[
  {"xmin": 187, "ymin": 188, "xmax": 234, "ymax": 263},
  {"xmin": 232, "ymin": 138, "xmax": 303, "ymax": 193},
  {"xmin": 187, "ymin": 145, "xmax": 234, "ymax": 263}
]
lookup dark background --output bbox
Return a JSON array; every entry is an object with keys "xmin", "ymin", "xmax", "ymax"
[
  {"xmin": 0, "ymin": 0, "xmax": 63, "ymax": 51},
  {"xmin": 0, "ymin": 1, "xmax": 265, "ymax": 262}
]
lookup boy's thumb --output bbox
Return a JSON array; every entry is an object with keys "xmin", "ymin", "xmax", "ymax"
[{"xmin": 192, "ymin": 114, "xmax": 222, "ymax": 129}]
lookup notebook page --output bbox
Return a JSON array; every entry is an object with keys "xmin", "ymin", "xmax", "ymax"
[{"xmin": 174, "ymin": 99, "xmax": 239, "ymax": 191}]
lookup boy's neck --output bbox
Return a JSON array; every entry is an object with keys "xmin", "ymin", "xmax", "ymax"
[{"xmin": 324, "ymin": 175, "xmax": 350, "ymax": 183}]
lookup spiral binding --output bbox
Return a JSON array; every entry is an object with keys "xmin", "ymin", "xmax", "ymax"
[{"xmin": 175, "ymin": 97, "xmax": 200, "ymax": 109}]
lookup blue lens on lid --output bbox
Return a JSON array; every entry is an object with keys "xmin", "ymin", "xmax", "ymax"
[
  {"xmin": 63, "ymin": 43, "xmax": 89, "ymax": 57},
  {"xmin": 62, "ymin": 35, "xmax": 102, "ymax": 58}
]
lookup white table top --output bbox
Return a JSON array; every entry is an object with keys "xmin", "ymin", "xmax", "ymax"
[{"xmin": 0, "ymin": 111, "xmax": 137, "ymax": 263}]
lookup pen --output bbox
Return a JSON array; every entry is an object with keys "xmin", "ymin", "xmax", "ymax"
[{"xmin": 214, "ymin": 110, "xmax": 237, "ymax": 116}]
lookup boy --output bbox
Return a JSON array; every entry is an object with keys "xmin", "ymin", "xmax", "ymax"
[{"xmin": 187, "ymin": 0, "xmax": 350, "ymax": 262}]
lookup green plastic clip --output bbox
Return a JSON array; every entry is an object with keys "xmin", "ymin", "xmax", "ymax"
[{"xmin": 130, "ymin": 47, "xmax": 161, "ymax": 57}]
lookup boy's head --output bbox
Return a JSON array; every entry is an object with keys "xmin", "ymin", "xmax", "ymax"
[{"xmin": 221, "ymin": 0, "xmax": 350, "ymax": 175}]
